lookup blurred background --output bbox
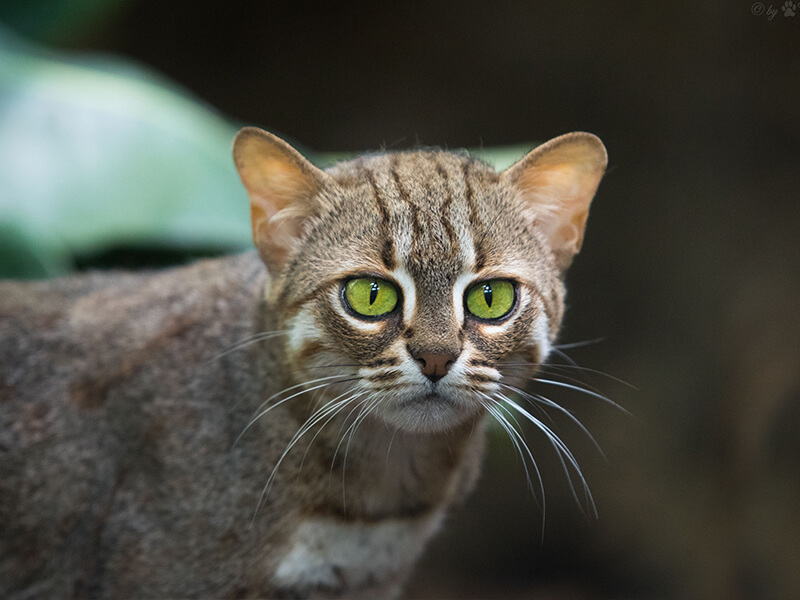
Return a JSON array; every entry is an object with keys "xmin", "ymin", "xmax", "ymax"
[{"xmin": 1, "ymin": 1, "xmax": 798, "ymax": 598}]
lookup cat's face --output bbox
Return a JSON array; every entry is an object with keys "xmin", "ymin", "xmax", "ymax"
[{"xmin": 234, "ymin": 129, "xmax": 606, "ymax": 433}]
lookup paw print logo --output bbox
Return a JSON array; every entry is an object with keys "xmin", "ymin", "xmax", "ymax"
[{"xmin": 783, "ymin": 1, "xmax": 797, "ymax": 16}]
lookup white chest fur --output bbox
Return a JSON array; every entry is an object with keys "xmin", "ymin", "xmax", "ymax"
[{"xmin": 271, "ymin": 511, "xmax": 445, "ymax": 598}]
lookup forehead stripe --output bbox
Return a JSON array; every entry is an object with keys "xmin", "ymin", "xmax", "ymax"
[
  {"xmin": 432, "ymin": 158, "xmax": 461, "ymax": 261},
  {"xmin": 461, "ymin": 161, "xmax": 487, "ymax": 271},
  {"xmin": 362, "ymin": 165, "xmax": 396, "ymax": 270},
  {"xmin": 390, "ymin": 157, "xmax": 423, "ymax": 262}
]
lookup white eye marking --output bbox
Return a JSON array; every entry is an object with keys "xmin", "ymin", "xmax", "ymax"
[
  {"xmin": 388, "ymin": 267, "xmax": 416, "ymax": 325},
  {"xmin": 452, "ymin": 272, "xmax": 475, "ymax": 325},
  {"xmin": 455, "ymin": 223, "xmax": 477, "ymax": 270},
  {"xmin": 533, "ymin": 310, "xmax": 552, "ymax": 363},
  {"xmin": 286, "ymin": 306, "xmax": 320, "ymax": 356},
  {"xmin": 393, "ymin": 222, "xmax": 414, "ymax": 267},
  {"xmin": 329, "ymin": 287, "xmax": 384, "ymax": 332}
]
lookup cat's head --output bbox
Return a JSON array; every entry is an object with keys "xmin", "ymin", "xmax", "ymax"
[{"xmin": 233, "ymin": 128, "xmax": 606, "ymax": 433}]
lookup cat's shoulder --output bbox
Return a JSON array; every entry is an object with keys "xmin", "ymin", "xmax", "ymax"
[
  {"xmin": 0, "ymin": 251, "xmax": 266, "ymax": 404},
  {"xmin": 0, "ymin": 252, "xmax": 264, "ymax": 329}
]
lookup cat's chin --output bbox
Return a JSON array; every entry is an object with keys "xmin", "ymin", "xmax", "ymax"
[{"xmin": 375, "ymin": 392, "xmax": 484, "ymax": 434}]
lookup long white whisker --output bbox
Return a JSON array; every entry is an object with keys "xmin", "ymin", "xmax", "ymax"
[
  {"xmin": 495, "ymin": 375, "xmax": 560, "ymax": 427},
  {"xmin": 533, "ymin": 378, "xmax": 630, "ymax": 415},
  {"xmin": 498, "ymin": 393, "xmax": 597, "ymax": 519},
  {"xmin": 479, "ymin": 398, "xmax": 537, "ymax": 497},
  {"xmin": 340, "ymin": 395, "xmax": 382, "ymax": 514},
  {"xmin": 500, "ymin": 383, "xmax": 606, "ymax": 462},
  {"xmin": 478, "ymin": 395, "xmax": 547, "ymax": 537},
  {"xmin": 235, "ymin": 376, "xmax": 360, "ymax": 447},
  {"xmin": 541, "ymin": 363, "xmax": 637, "ymax": 389},
  {"xmin": 254, "ymin": 391, "xmax": 361, "ymax": 517},
  {"xmin": 300, "ymin": 390, "xmax": 371, "ymax": 469},
  {"xmin": 385, "ymin": 427, "xmax": 399, "ymax": 470},
  {"xmin": 553, "ymin": 337, "xmax": 607, "ymax": 350},
  {"xmin": 207, "ymin": 330, "xmax": 290, "ymax": 362},
  {"xmin": 332, "ymin": 393, "xmax": 377, "ymax": 473},
  {"xmin": 504, "ymin": 361, "xmax": 633, "ymax": 395}
]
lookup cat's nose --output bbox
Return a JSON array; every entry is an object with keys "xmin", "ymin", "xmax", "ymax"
[{"xmin": 413, "ymin": 351, "xmax": 459, "ymax": 383}]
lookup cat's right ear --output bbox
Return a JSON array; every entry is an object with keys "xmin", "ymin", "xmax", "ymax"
[
  {"xmin": 501, "ymin": 132, "xmax": 607, "ymax": 271},
  {"xmin": 233, "ymin": 127, "xmax": 331, "ymax": 274}
]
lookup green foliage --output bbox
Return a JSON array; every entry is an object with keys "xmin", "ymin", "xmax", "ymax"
[
  {"xmin": 0, "ymin": 27, "xmax": 532, "ymax": 279},
  {"xmin": 0, "ymin": 27, "xmax": 251, "ymax": 278}
]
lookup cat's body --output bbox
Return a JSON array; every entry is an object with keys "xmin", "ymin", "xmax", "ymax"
[
  {"xmin": 0, "ymin": 130, "xmax": 606, "ymax": 598},
  {"xmin": 0, "ymin": 253, "xmax": 481, "ymax": 598}
]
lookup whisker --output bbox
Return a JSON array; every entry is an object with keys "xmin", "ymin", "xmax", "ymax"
[
  {"xmin": 254, "ymin": 390, "xmax": 362, "ymax": 517},
  {"xmin": 532, "ymin": 378, "xmax": 631, "ymax": 416},
  {"xmin": 332, "ymin": 394, "xmax": 376, "ymax": 472},
  {"xmin": 340, "ymin": 395, "xmax": 382, "ymax": 514},
  {"xmin": 385, "ymin": 427, "xmax": 400, "ymax": 470},
  {"xmin": 500, "ymin": 383, "xmax": 606, "ymax": 462},
  {"xmin": 292, "ymin": 363, "xmax": 368, "ymax": 371},
  {"xmin": 207, "ymin": 330, "xmax": 290, "ymax": 362},
  {"xmin": 497, "ymin": 393, "xmax": 597, "ymax": 519},
  {"xmin": 478, "ymin": 395, "xmax": 547, "ymax": 537},
  {"xmin": 501, "ymin": 361, "xmax": 637, "ymax": 390},
  {"xmin": 477, "ymin": 393, "xmax": 543, "ymax": 498},
  {"xmin": 300, "ymin": 389, "xmax": 371, "ymax": 469},
  {"xmin": 235, "ymin": 375, "xmax": 361, "ymax": 447},
  {"xmin": 553, "ymin": 337, "xmax": 607, "ymax": 350},
  {"xmin": 549, "ymin": 347, "xmax": 582, "ymax": 370},
  {"xmin": 503, "ymin": 365, "xmax": 611, "ymax": 399}
]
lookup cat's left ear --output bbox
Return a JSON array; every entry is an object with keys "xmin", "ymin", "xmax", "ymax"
[
  {"xmin": 501, "ymin": 132, "xmax": 607, "ymax": 270},
  {"xmin": 233, "ymin": 127, "xmax": 332, "ymax": 274}
]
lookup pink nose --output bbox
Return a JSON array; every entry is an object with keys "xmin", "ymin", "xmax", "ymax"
[{"xmin": 413, "ymin": 351, "xmax": 458, "ymax": 383}]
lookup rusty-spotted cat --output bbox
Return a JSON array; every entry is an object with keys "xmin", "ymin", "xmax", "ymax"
[{"xmin": 0, "ymin": 127, "xmax": 606, "ymax": 598}]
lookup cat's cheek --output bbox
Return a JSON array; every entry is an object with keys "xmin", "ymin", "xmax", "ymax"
[
  {"xmin": 285, "ymin": 306, "xmax": 323, "ymax": 365},
  {"xmin": 532, "ymin": 311, "xmax": 552, "ymax": 364}
]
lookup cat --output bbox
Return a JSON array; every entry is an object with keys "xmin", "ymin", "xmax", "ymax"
[{"xmin": 0, "ymin": 127, "xmax": 606, "ymax": 599}]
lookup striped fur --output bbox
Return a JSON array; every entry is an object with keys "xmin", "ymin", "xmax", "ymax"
[
  {"xmin": 236, "ymin": 134, "xmax": 606, "ymax": 435},
  {"xmin": 0, "ymin": 129, "xmax": 606, "ymax": 600}
]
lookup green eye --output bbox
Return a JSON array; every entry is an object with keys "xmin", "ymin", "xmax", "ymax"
[
  {"xmin": 466, "ymin": 280, "xmax": 516, "ymax": 320},
  {"xmin": 344, "ymin": 277, "xmax": 399, "ymax": 317}
]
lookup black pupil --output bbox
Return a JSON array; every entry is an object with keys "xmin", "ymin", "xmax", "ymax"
[
  {"xmin": 369, "ymin": 282, "xmax": 379, "ymax": 305},
  {"xmin": 483, "ymin": 284, "xmax": 493, "ymax": 307}
]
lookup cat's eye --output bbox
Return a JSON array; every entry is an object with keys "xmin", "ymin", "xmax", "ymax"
[
  {"xmin": 344, "ymin": 277, "xmax": 399, "ymax": 318},
  {"xmin": 465, "ymin": 280, "xmax": 516, "ymax": 321}
]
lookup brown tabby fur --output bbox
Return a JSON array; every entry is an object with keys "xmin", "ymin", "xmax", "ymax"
[{"xmin": 0, "ymin": 128, "xmax": 606, "ymax": 598}]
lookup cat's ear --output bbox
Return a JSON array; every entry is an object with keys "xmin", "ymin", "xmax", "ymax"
[
  {"xmin": 233, "ymin": 127, "xmax": 331, "ymax": 273},
  {"xmin": 501, "ymin": 132, "xmax": 607, "ymax": 270}
]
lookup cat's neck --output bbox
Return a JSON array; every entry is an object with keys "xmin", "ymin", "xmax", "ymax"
[
  {"xmin": 271, "ymin": 396, "xmax": 487, "ymax": 521},
  {"xmin": 354, "ymin": 413, "xmax": 484, "ymax": 516}
]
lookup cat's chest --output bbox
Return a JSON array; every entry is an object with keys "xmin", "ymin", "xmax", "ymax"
[{"xmin": 270, "ymin": 512, "xmax": 444, "ymax": 598}]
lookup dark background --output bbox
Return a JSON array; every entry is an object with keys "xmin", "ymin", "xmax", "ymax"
[{"xmin": 3, "ymin": 1, "xmax": 799, "ymax": 598}]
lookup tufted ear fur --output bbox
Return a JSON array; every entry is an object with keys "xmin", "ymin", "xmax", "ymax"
[
  {"xmin": 233, "ymin": 127, "xmax": 331, "ymax": 274},
  {"xmin": 502, "ymin": 132, "xmax": 607, "ymax": 270}
]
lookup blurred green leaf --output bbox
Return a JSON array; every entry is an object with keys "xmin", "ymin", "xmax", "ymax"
[
  {"xmin": 0, "ymin": 26, "xmax": 252, "ymax": 277},
  {"xmin": 0, "ymin": 27, "xmax": 533, "ymax": 279}
]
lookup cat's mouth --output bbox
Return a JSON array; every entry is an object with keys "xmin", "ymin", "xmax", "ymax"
[
  {"xmin": 400, "ymin": 392, "xmax": 455, "ymax": 406},
  {"xmin": 372, "ymin": 384, "xmax": 485, "ymax": 433}
]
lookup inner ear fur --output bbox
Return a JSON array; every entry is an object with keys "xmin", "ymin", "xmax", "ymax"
[
  {"xmin": 502, "ymin": 132, "xmax": 607, "ymax": 270},
  {"xmin": 233, "ymin": 127, "xmax": 331, "ymax": 274}
]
